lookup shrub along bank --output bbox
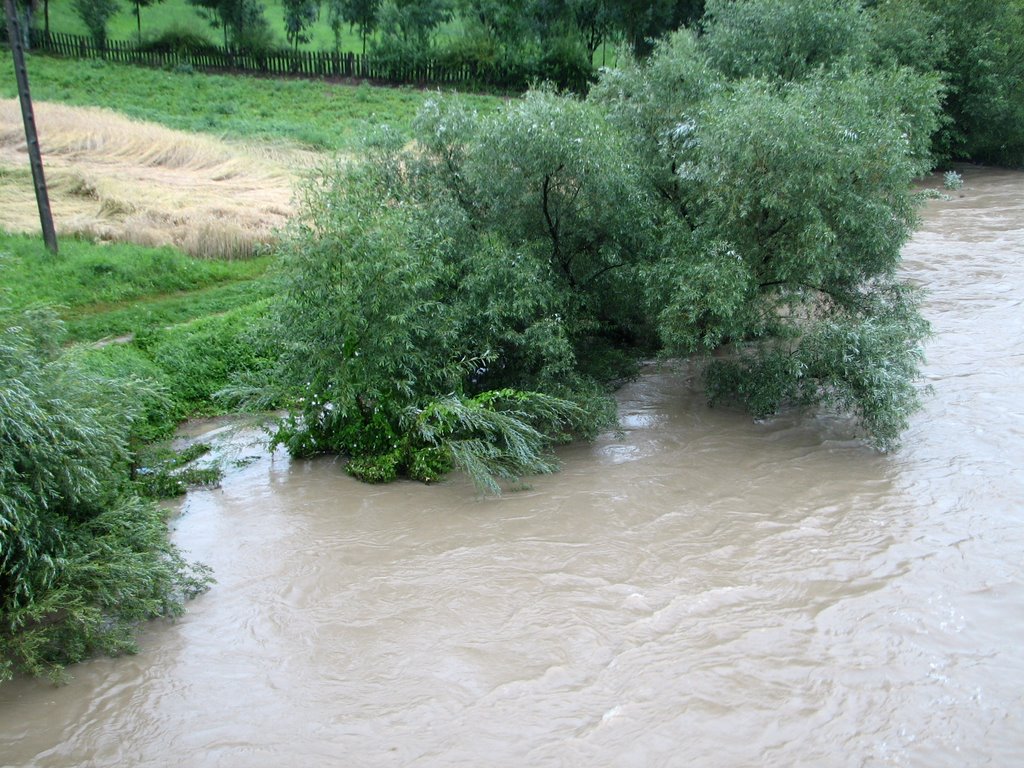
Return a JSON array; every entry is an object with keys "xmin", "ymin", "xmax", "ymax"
[
  {"xmin": 3, "ymin": 0, "xmax": 1020, "ymax": 681},
  {"xmin": 0, "ymin": 232, "xmax": 272, "ymax": 682}
]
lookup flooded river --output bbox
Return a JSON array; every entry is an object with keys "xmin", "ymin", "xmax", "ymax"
[{"xmin": 2, "ymin": 168, "xmax": 1022, "ymax": 766}]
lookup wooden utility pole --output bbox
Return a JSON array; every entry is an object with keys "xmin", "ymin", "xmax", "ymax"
[{"xmin": 4, "ymin": 0, "xmax": 58, "ymax": 254}]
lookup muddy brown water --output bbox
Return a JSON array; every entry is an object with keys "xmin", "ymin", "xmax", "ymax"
[{"xmin": 2, "ymin": 168, "xmax": 1022, "ymax": 767}]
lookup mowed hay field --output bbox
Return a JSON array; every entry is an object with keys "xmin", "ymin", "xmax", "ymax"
[{"xmin": 0, "ymin": 100, "xmax": 318, "ymax": 258}]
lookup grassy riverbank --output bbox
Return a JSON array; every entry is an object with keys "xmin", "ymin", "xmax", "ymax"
[
  {"xmin": 0, "ymin": 57, "xmax": 493, "ymax": 439},
  {"xmin": 0, "ymin": 230, "xmax": 272, "ymax": 430}
]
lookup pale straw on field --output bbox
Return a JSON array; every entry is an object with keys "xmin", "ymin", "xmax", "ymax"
[{"xmin": 0, "ymin": 100, "xmax": 317, "ymax": 258}]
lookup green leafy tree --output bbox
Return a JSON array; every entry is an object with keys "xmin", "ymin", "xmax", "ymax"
[
  {"xmin": 72, "ymin": 0, "xmax": 121, "ymax": 48},
  {"xmin": 414, "ymin": 90, "xmax": 657, "ymax": 369},
  {"xmin": 253, "ymin": 139, "xmax": 608, "ymax": 492},
  {"xmin": 282, "ymin": 0, "xmax": 319, "ymax": 51},
  {"xmin": 700, "ymin": 0, "xmax": 871, "ymax": 81},
  {"xmin": 268, "ymin": 13, "xmax": 944, "ymax": 489},
  {"xmin": 188, "ymin": 0, "xmax": 270, "ymax": 51},
  {"xmin": 865, "ymin": 0, "xmax": 947, "ymax": 73},
  {"xmin": 593, "ymin": 29, "xmax": 941, "ymax": 449},
  {"xmin": 458, "ymin": 0, "xmax": 532, "ymax": 42},
  {"xmin": 373, "ymin": 0, "xmax": 452, "ymax": 55},
  {"xmin": 608, "ymin": 0, "xmax": 704, "ymax": 57},
  {"xmin": 921, "ymin": 0, "xmax": 1024, "ymax": 166},
  {"xmin": 326, "ymin": 0, "xmax": 378, "ymax": 53}
]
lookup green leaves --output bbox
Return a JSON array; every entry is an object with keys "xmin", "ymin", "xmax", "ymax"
[
  {"xmin": 586, "ymin": 19, "xmax": 942, "ymax": 449},
  {"xmin": 701, "ymin": 0, "xmax": 872, "ymax": 81},
  {"xmin": 705, "ymin": 284, "xmax": 930, "ymax": 451},
  {"xmin": 0, "ymin": 311, "xmax": 211, "ymax": 682},
  {"xmin": 271, "ymin": 6, "xmax": 946, "ymax": 484},
  {"xmin": 405, "ymin": 391, "xmax": 585, "ymax": 494}
]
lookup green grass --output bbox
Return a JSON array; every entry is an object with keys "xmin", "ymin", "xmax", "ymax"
[
  {"xmin": 0, "ymin": 231, "xmax": 271, "ymax": 342},
  {"xmin": 62, "ymin": 280, "xmax": 273, "ymax": 342},
  {"xmin": 1, "ymin": 54, "xmax": 503, "ymax": 151},
  {"xmin": 2, "ymin": 230, "xmax": 277, "ymax": 443}
]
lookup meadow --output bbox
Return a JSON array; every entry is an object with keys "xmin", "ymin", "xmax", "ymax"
[{"xmin": 1, "ymin": 54, "xmax": 502, "ymax": 151}]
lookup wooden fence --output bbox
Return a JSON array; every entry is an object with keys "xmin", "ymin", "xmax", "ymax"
[{"xmin": 1, "ymin": 27, "xmax": 535, "ymax": 91}]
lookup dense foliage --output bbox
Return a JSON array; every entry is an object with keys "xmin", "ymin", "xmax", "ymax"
[
  {"xmin": 253, "ymin": 144, "xmax": 617, "ymax": 492},
  {"xmin": 5, "ymin": 0, "xmax": 1016, "ymax": 679},
  {"xmin": 263, "ymin": 6, "xmax": 941, "ymax": 490},
  {"xmin": 0, "ymin": 310, "xmax": 211, "ymax": 682},
  {"xmin": 0, "ymin": 235, "xmax": 277, "ymax": 678},
  {"xmin": 920, "ymin": 0, "xmax": 1024, "ymax": 166}
]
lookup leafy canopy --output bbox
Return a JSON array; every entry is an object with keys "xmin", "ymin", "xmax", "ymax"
[{"xmin": 264, "ymin": 3, "xmax": 943, "ymax": 489}]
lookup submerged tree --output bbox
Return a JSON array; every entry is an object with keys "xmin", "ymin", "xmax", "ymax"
[
  {"xmin": 594, "ymin": 21, "xmax": 940, "ymax": 450},
  {"xmin": 253, "ymin": 127, "xmax": 617, "ymax": 493},
  {"xmin": 262, "ymin": 4, "xmax": 942, "ymax": 490}
]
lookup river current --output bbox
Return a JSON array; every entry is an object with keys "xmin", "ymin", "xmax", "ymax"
[{"xmin": 1, "ymin": 167, "xmax": 1022, "ymax": 767}]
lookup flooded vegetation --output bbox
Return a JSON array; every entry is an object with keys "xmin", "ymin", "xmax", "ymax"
[{"xmin": 1, "ymin": 167, "xmax": 1021, "ymax": 766}]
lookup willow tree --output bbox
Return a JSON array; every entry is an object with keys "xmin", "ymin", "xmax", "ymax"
[
  {"xmin": 0, "ymin": 311, "xmax": 211, "ymax": 682},
  {"xmin": 264, "ymin": 5, "xmax": 942, "ymax": 490},
  {"xmin": 592, "ymin": 13, "xmax": 941, "ymax": 450}
]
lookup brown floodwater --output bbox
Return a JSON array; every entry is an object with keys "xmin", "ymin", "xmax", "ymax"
[{"xmin": 1, "ymin": 168, "xmax": 1022, "ymax": 767}]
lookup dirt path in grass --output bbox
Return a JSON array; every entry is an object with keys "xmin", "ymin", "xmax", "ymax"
[{"xmin": 0, "ymin": 100, "xmax": 326, "ymax": 257}]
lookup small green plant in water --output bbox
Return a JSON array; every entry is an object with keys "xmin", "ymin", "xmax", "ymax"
[
  {"xmin": 943, "ymin": 170, "xmax": 964, "ymax": 190},
  {"xmin": 134, "ymin": 442, "xmax": 223, "ymax": 499}
]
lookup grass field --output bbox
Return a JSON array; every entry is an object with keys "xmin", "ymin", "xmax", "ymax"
[
  {"xmin": 0, "ymin": 231, "xmax": 271, "ymax": 342},
  {"xmin": 0, "ymin": 228, "xmax": 275, "ymax": 439},
  {"xmin": 0, "ymin": 55, "xmax": 499, "ymax": 437},
  {"xmin": 1, "ymin": 54, "xmax": 503, "ymax": 151}
]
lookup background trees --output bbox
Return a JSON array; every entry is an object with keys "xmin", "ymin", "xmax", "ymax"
[
  {"xmin": 186, "ymin": 0, "xmax": 270, "ymax": 51},
  {"xmin": 282, "ymin": 0, "xmax": 318, "ymax": 51},
  {"xmin": 72, "ymin": 0, "xmax": 121, "ymax": 47},
  {"xmin": 326, "ymin": 0, "xmax": 378, "ymax": 53},
  {"xmin": 923, "ymin": 0, "xmax": 1024, "ymax": 166}
]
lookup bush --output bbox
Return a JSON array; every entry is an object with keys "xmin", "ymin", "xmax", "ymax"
[
  {"xmin": 0, "ymin": 311, "xmax": 211, "ymax": 683},
  {"xmin": 263, "ymin": 13, "xmax": 944, "ymax": 486},
  {"xmin": 537, "ymin": 34, "xmax": 594, "ymax": 92},
  {"xmin": 141, "ymin": 300, "xmax": 274, "ymax": 414},
  {"xmin": 138, "ymin": 26, "xmax": 218, "ymax": 54},
  {"xmin": 70, "ymin": 342, "xmax": 180, "ymax": 444}
]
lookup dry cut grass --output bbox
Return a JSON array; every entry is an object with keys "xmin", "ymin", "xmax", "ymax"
[{"xmin": 0, "ymin": 100, "xmax": 319, "ymax": 258}]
